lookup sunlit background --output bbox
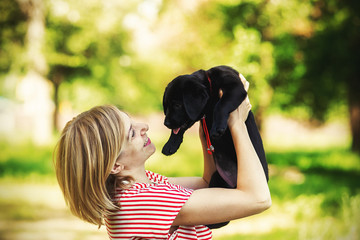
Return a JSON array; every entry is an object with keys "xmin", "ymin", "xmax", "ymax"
[{"xmin": 1, "ymin": 0, "xmax": 359, "ymax": 239}]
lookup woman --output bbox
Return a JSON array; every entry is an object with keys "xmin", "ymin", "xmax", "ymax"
[{"xmin": 54, "ymin": 76, "xmax": 271, "ymax": 239}]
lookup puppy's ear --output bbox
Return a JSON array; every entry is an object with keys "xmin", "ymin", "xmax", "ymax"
[
  {"xmin": 192, "ymin": 69, "xmax": 206, "ymax": 81},
  {"xmin": 183, "ymin": 80, "xmax": 209, "ymax": 121}
]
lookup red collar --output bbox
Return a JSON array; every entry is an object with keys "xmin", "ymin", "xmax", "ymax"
[
  {"xmin": 205, "ymin": 72, "xmax": 213, "ymax": 94},
  {"xmin": 202, "ymin": 72, "xmax": 214, "ymax": 155}
]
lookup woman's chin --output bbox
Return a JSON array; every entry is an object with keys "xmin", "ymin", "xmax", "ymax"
[{"xmin": 145, "ymin": 144, "xmax": 156, "ymax": 157}]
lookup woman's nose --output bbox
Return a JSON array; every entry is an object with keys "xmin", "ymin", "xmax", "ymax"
[{"xmin": 140, "ymin": 123, "xmax": 149, "ymax": 135}]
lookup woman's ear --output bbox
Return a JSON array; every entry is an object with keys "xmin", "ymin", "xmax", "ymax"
[{"xmin": 111, "ymin": 162, "xmax": 124, "ymax": 175}]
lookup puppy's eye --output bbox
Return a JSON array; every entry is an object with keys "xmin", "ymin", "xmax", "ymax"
[
  {"xmin": 174, "ymin": 103, "xmax": 182, "ymax": 109},
  {"xmin": 131, "ymin": 129, "xmax": 135, "ymax": 138}
]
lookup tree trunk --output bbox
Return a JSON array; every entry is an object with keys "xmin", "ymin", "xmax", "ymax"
[
  {"xmin": 16, "ymin": 0, "xmax": 53, "ymax": 145},
  {"xmin": 53, "ymin": 81, "xmax": 59, "ymax": 131},
  {"xmin": 348, "ymin": 76, "xmax": 360, "ymax": 154},
  {"xmin": 52, "ymin": 68, "xmax": 64, "ymax": 131},
  {"xmin": 254, "ymin": 106, "xmax": 264, "ymax": 133},
  {"xmin": 349, "ymin": 100, "xmax": 360, "ymax": 154}
]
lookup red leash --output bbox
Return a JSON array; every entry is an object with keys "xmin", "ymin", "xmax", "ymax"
[
  {"xmin": 202, "ymin": 117, "xmax": 214, "ymax": 154},
  {"xmin": 202, "ymin": 72, "xmax": 214, "ymax": 155}
]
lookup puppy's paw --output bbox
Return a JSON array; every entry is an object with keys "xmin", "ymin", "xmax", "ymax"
[
  {"xmin": 211, "ymin": 116, "xmax": 228, "ymax": 139},
  {"xmin": 162, "ymin": 135, "xmax": 183, "ymax": 156},
  {"xmin": 210, "ymin": 126, "xmax": 226, "ymax": 139},
  {"xmin": 162, "ymin": 142, "xmax": 178, "ymax": 155}
]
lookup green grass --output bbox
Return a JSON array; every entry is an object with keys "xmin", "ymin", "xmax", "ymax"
[
  {"xmin": 267, "ymin": 149, "xmax": 360, "ymax": 216},
  {"xmin": 0, "ymin": 139, "xmax": 359, "ymax": 239},
  {"xmin": 0, "ymin": 199, "xmax": 59, "ymax": 221},
  {"xmin": 217, "ymin": 229, "xmax": 299, "ymax": 240},
  {"xmin": 267, "ymin": 148, "xmax": 360, "ymax": 172}
]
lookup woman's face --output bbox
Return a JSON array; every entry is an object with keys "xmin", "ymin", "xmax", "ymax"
[{"xmin": 117, "ymin": 112, "xmax": 156, "ymax": 169}]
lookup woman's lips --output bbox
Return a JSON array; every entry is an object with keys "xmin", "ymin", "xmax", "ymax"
[{"xmin": 144, "ymin": 137, "xmax": 151, "ymax": 147}]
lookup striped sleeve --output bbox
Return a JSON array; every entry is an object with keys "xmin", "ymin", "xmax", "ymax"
[
  {"xmin": 146, "ymin": 170, "xmax": 169, "ymax": 184},
  {"xmin": 106, "ymin": 182, "xmax": 193, "ymax": 239}
]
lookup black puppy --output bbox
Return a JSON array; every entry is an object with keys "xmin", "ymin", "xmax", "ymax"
[
  {"xmin": 162, "ymin": 65, "xmax": 269, "ymax": 228},
  {"xmin": 163, "ymin": 65, "xmax": 268, "ymax": 180}
]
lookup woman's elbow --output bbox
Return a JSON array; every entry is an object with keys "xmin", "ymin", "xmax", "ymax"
[
  {"xmin": 259, "ymin": 196, "xmax": 272, "ymax": 211},
  {"xmin": 244, "ymin": 190, "xmax": 272, "ymax": 215},
  {"xmin": 255, "ymin": 194, "xmax": 272, "ymax": 213},
  {"xmin": 233, "ymin": 193, "xmax": 271, "ymax": 219}
]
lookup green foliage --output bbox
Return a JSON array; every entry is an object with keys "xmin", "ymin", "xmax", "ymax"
[
  {"xmin": 0, "ymin": 0, "xmax": 27, "ymax": 74},
  {"xmin": 0, "ymin": 141, "xmax": 54, "ymax": 177},
  {"xmin": 1, "ymin": 0, "xmax": 357, "ymax": 128},
  {"xmin": 0, "ymin": 0, "xmax": 27, "ymax": 98},
  {"xmin": 214, "ymin": 0, "xmax": 359, "ymax": 123}
]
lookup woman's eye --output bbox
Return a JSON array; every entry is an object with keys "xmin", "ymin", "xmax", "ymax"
[{"xmin": 132, "ymin": 129, "xmax": 135, "ymax": 138}]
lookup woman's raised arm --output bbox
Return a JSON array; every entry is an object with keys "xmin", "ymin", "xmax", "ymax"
[{"xmin": 172, "ymin": 79, "xmax": 271, "ymax": 226}]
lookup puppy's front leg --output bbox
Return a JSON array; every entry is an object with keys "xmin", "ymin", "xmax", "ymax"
[
  {"xmin": 210, "ymin": 86, "xmax": 246, "ymax": 138},
  {"xmin": 211, "ymin": 104, "xmax": 230, "ymax": 138},
  {"xmin": 162, "ymin": 131, "xmax": 184, "ymax": 155}
]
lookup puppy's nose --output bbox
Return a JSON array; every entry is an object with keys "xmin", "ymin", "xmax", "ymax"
[{"xmin": 164, "ymin": 119, "xmax": 171, "ymax": 128}]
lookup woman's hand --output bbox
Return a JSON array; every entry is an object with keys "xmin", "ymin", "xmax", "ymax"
[{"xmin": 228, "ymin": 74, "xmax": 251, "ymax": 128}]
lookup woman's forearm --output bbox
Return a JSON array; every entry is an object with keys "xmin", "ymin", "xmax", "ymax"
[
  {"xmin": 173, "ymin": 121, "xmax": 271, "ymax": 227},
  {"xmin": 230, "ymin": 122, "xmax": 271, "ymax": 203}
]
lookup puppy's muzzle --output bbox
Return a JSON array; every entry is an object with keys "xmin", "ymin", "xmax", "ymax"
[{"xmin": 164, "ymin": 119, "xmax": 172, "ymax": 129}]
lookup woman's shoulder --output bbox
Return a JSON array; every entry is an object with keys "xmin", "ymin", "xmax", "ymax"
[
  {"xmin": 145, "ymin": 170, "xmax": 169, "ymax": 184},
  {"xmin": 116, "ymin": 178, "xmax": 192, "ymax": 200},
  {"xmin": 126, "ymin": 181, "xmax": 192, "ymax": 195}
]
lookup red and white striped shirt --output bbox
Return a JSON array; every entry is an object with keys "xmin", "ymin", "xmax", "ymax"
[{"xmin": 105, "ymin": 171, "xmax": 212, "ymax": 240}]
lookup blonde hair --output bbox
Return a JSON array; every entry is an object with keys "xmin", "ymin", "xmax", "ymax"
[{"xmin": 54, "ymin": 105, "xmax": 128, "ymax": 226}]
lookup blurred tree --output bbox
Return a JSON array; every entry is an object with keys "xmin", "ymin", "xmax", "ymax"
[
  {"xmin": 2, "ymin": 0, "xmax": 358, "ymax": 152},
  {"xmin": 0, "ymin": 0, "xmax": 27, "ymax": 95},
  {"xmin": 44, "ymin": 0, "xmax": 132, "ymax": 129},
  {"xmin": 300, "ymin": 0, "xmax": 360, "ymax": 153},
  {"xmin": 215, "ymin": 0, "xmax": 360, "ymax": 153},
  {"xmin": 1, "ymin": 0, "xmax": 168, "ymax": 132},
  {"xmin": 269, "ymin": 0, "xmax": 360, "ymax": 153},
  {"xmin": 6, "ymin": 0, "xmax": 54, "ymax": 145},
  {"xmin": 44, "ymin": 0, "xmax": 172, "ymax": 125}
]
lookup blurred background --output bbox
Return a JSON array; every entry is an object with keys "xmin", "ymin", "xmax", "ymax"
[{"xmin": 1, "ymin": 0, "xmax": 359, "ymax": 239}]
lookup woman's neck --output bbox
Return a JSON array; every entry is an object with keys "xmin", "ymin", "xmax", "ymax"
[{"xmin": 121, "ymin": 166, "xmax": 152, "ymax": 184}]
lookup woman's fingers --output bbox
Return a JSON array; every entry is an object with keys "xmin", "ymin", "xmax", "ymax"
[
  {"xmin": 239, "ymin": 73, "xmax": 250, "ymax": 106},
  {"xmin": 239, "ymin": 74, "xmax": 249, "ymax": 92}
]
